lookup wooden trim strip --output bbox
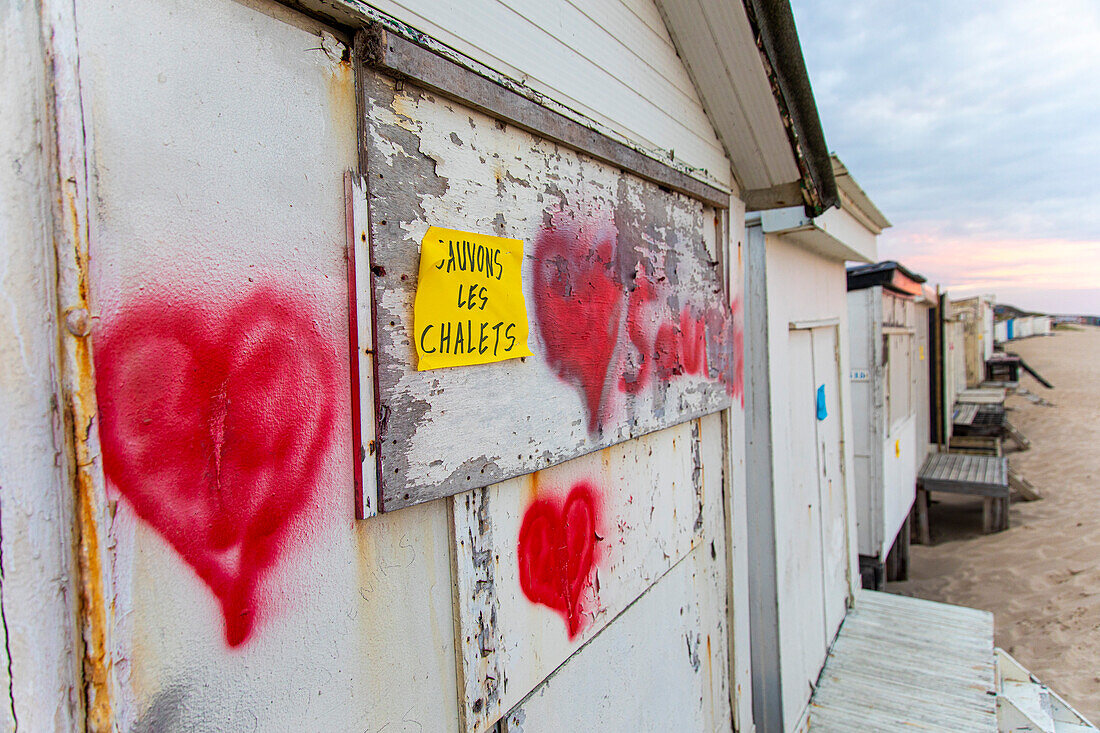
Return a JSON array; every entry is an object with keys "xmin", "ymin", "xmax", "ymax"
[{"xmin": 358, "ymin": 25, "xmax": 730, "ymax": 210}]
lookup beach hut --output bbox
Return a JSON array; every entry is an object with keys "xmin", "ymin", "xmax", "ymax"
[
  {"xmin": 950, "ymin": 295, "xmax": 996, "ymax": 387},
  {"xmin": 995, "ymin": 318, "xmax": 1010, "ymax": 343},
  {"xmin": 743, "ymin": 156, "xmax": 887, "ymax": 728},
  {"xmin": 1, "ymin": 0, "xmax": 842, "ymax": 729},
  {"xmin": 845, "ymin": 261, "xmax": 928, "ymax": 588}
]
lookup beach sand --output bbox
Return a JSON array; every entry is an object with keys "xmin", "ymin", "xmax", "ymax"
[{"xmin": 890, "ymin": 325, "xmax": 1100, "ymax": 720}]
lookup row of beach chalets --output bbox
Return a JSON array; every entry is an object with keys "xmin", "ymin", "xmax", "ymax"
[{"xmin": 2, "ymin": 0, "xmax": 1095, "ymax": 731}]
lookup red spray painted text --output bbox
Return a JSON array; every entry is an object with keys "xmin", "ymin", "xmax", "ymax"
[{"xmin": 532, "ymin": 211, "xmax": 743, "ymax": 433}]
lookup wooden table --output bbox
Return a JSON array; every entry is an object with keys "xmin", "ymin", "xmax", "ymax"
[{"xmin": 916, "ymin": 452, "xmax": 1010, "ymax": 542}]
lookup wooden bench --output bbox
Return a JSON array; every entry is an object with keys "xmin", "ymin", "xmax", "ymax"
[{"xmin": 915, "ymin": 452, "xmax": 1010, "ymax": 543}]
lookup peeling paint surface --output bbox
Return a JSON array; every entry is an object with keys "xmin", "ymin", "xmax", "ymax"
[
  {"xmin": 74, "ymin": 1, "xmax": 460, "ymax": 729},
  {"xmin": 358, "ymin": 71, "xmax": 738, "ymax": 510},
  {"xmin": 453, "ymin": 419, "xmax": 720, "ymax": 731}
]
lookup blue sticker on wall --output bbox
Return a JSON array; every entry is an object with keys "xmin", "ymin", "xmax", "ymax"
[{"xmin": 816, "ymin": 384, "xmax": 828, "ymax": 421}]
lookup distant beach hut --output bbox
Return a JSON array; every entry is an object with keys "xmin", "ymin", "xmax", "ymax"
[{"xmin": 846, "ymin": 260, "xmax": 929, "ymax": 588}]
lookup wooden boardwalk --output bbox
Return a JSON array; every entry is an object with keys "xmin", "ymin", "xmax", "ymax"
[{"xmin": 809, "ymin": 590, "xmax": 996, "ymax": 731}]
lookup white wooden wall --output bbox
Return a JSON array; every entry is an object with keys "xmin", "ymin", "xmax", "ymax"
[
  {"xmin": 17, "ymin": 0, "xmax": 751, "ymax": 729},
  {"xmin": 361, "ymin": 0, "xmax": 733, "ymax": 190},
  {"xmin": 847, "ymin": 286, "xmax": 918, "ymax": 561},
  {"xmin": 914, "ymin": 303, "xmax": 933, "ymax": 461},
  {"xmin": 0, "ymin": 2, "xmax": 83, "ymax": 728},
  {"xmin": 760, "ymin": 237, "xmax": 858, "ymax": 729}
]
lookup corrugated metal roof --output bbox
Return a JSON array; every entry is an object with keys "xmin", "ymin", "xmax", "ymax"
[{"xmin": 809, "ymin": 590, "xmax": 997, "ymax": 731}]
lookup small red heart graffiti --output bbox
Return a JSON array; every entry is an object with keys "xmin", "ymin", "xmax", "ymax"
[
  {"xmin": 516, "ymin": 482, "xmax": 601, "ymax": 639},
  {"xmin": 93, "ymin": 284, "xmax": 338, "ymax": 647}
]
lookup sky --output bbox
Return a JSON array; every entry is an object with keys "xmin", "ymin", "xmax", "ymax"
[{"xmin": 791, "ymin": 0, "xmax": 1100, "ymax": 315}]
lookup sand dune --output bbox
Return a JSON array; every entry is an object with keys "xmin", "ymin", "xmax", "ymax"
[{"xmin": 890, "ymin": 325, "xmax": 1100, "ymax": 720}]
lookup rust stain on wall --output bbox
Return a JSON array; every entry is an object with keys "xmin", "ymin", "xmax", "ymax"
[{"xmin": 60, "ymin": 187, "xmax": 113, "ymax": 731}]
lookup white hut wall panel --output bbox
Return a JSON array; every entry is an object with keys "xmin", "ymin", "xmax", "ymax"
[
  {"xmin": 982, "ymin": 299, "xmax": 995, "ymax": 360},
  {"xmin": 847, "ymin": 287, "xmax": 919, "ymax": 561},
  {"xmin": 880, "ymin": 291, "xmax": 918, "ymax": 558},
  {"xmin": 62, "ymin": 0, "xmax": 745, "ymax": 729},
  {"xmin": 355, "ymin": 0, "xmax": 734, "ymax": 190},
  {"xmin": 766, "ymin": 238, "xmax": 857, "ymax": 726},
  {"xmin": 995, "ymin": 319, "xmax": 1008, "ymax": 344},
  {"xmin": 914, "ymin": 302, "xmax": 933, "ymax": 463},
  {"xmin": 0, "ymin": 2, "xmax": 83, "ymax": 726},
  {"xmin": 357, "ymin": 68, "xmax": 736, "ymax": 511},
  {"xmin": 475, "ymin": 413, "xmax": 732, "ymax": 732},
  {"xmin": 946, "ymin": 320, "xmax": 968, "ymax": 402},
  {"xmin": 847, "ymin": 288, "xmax": 881, "ymax": 559},
  {"xmin": 73, "ymin": 2, "xmax": 464, "ymax": 728}
]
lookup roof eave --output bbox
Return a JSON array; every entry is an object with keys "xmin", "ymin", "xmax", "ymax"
[{"xmin": 742, "ymin": 0, "xmax": 838, "ymax": 216}]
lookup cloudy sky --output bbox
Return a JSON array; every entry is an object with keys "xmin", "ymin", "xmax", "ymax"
[{"xmin": 791, "ymin": 0, "xmax": 1100, "ymax": 315}]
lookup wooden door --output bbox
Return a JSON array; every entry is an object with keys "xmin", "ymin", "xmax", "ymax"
[
  {"xmin": 779, "ymin": 325, "xmax": 848, "ymax": 725},
  {"xmin": 811, "ymin": 326, "xmax": 848, "ymax": 641},
  {"xmin": 779, "ymin": 328, "xmax": 829, "ymax": 722}
]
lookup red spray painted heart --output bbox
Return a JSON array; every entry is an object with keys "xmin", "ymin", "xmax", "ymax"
[
  {"xmin": 516, "ymin": 482, "xmax": 601, "ymax": 639},
  {"xmin": 93, "ymin": 284, "xmax": 338, "ymax": 647},
  {"xmin": 532, "ymin": 214, "xmax": 624, "ymax": 434}
]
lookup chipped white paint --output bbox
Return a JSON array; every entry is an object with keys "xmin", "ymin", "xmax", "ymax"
[
  {"xmin": 359, "ymin": 71, "xmax": 735, "ymax": 510},
  {"xmin": 0, "ymin": 0, "xmax": 83, "ymax": 727},
  {"xmin": 349, "ymin": 173, "xmax": 381, "ymax": 519},
  {"xmin": 69, "ymin": 1, "xmax": 460, "ymax": 729},
  {"xmin": 14, "ymin": 0, "xmax": 758, "ymax": 730},
  {"xmin": 452, "ymin": 418, "xmax": 718, "ymax": 731}
]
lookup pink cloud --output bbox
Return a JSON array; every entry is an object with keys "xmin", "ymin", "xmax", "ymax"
[{"xmin": 879, "ymin": 224, "xmax": 1100, "ymax": 311}]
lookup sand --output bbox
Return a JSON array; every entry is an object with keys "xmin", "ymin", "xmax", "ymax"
[{"xmin": 890, "ymin": 325, "xmax": 1100, "ymax": 720}]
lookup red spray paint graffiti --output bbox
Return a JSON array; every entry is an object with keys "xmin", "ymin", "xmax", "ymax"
[
  {"xmin": 93, "ymin": 284, "xmax": 339, "ymax": 647},
  {"xmin": 533, "ymin": 211, "xmax": 744, "ymax": 432},
  {"xmin": 517, "ymin": 482, "xmax": 602, "ymax": 639},
  {"xmin": 530, "ymin": 215, "xmax": 624, "ymax": 432}
]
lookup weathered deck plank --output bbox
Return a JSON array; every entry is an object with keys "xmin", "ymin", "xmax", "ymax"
[{"xmin": 810, "ymin": 590, "xmax": 996, "ymax": 731}]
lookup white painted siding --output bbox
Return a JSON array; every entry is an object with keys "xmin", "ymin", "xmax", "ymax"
[
  {"xmin": 0, "ymin": 2, "xmax": 83, "ymax": 727},
  {"xmin": 50, "ymin": 0, "xmax": 749, "ymax": 730},
  {"xmin": 76, "ymin": 2, "xmax": 461, "ymax": 728},
  {"xmin": 847, "ymin": 286, "xmax": 920, "ymax": 561},
  {"xmin": 847, "ymin": 288, "xmax": 879, "ymax": 560},
  {"xmin": 362, "ymin": 0, "xmax": 733, "ymax": 188},
  {"xmin": 761, "ymin": 237, "xmax": 858, "ymax": 729},
  {"xmin": 914, "ymin": 301, "xmax": 933, "ymax": 461}
]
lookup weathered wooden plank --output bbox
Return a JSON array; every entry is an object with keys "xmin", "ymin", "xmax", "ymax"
[
  {"xmin": 918, "ymin": 453, "xmax": 1009, "ymax": 497},
  {"xmin": 953, "ymin": 402, "xmax": 979, "ymax": 426},
  {"xmin": 355, "ymin": 65, "xmax": 740, "ymax": 511},
  {"xmin": 498, "ymin": 538, "xmax": 723, "ymax": 733},
  {"xmin": 348, "ymin": 173, "xmax": 381, "ymax": 519},
  {"xmin": 809, "ymin": 590, "xmax": 997, "ymax": 732},
  {"xmin": 957, "ymin": 388, "xmax": 1006, "ymax": 405},
  {"xmin": 452, "ymin": 417, "xmax": 720, "ymax": 732}
]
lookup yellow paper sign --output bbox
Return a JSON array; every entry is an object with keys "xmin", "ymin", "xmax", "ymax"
[{"xmin": 414, "ymin": 226, "xmax": 532, "ymax": 370}]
